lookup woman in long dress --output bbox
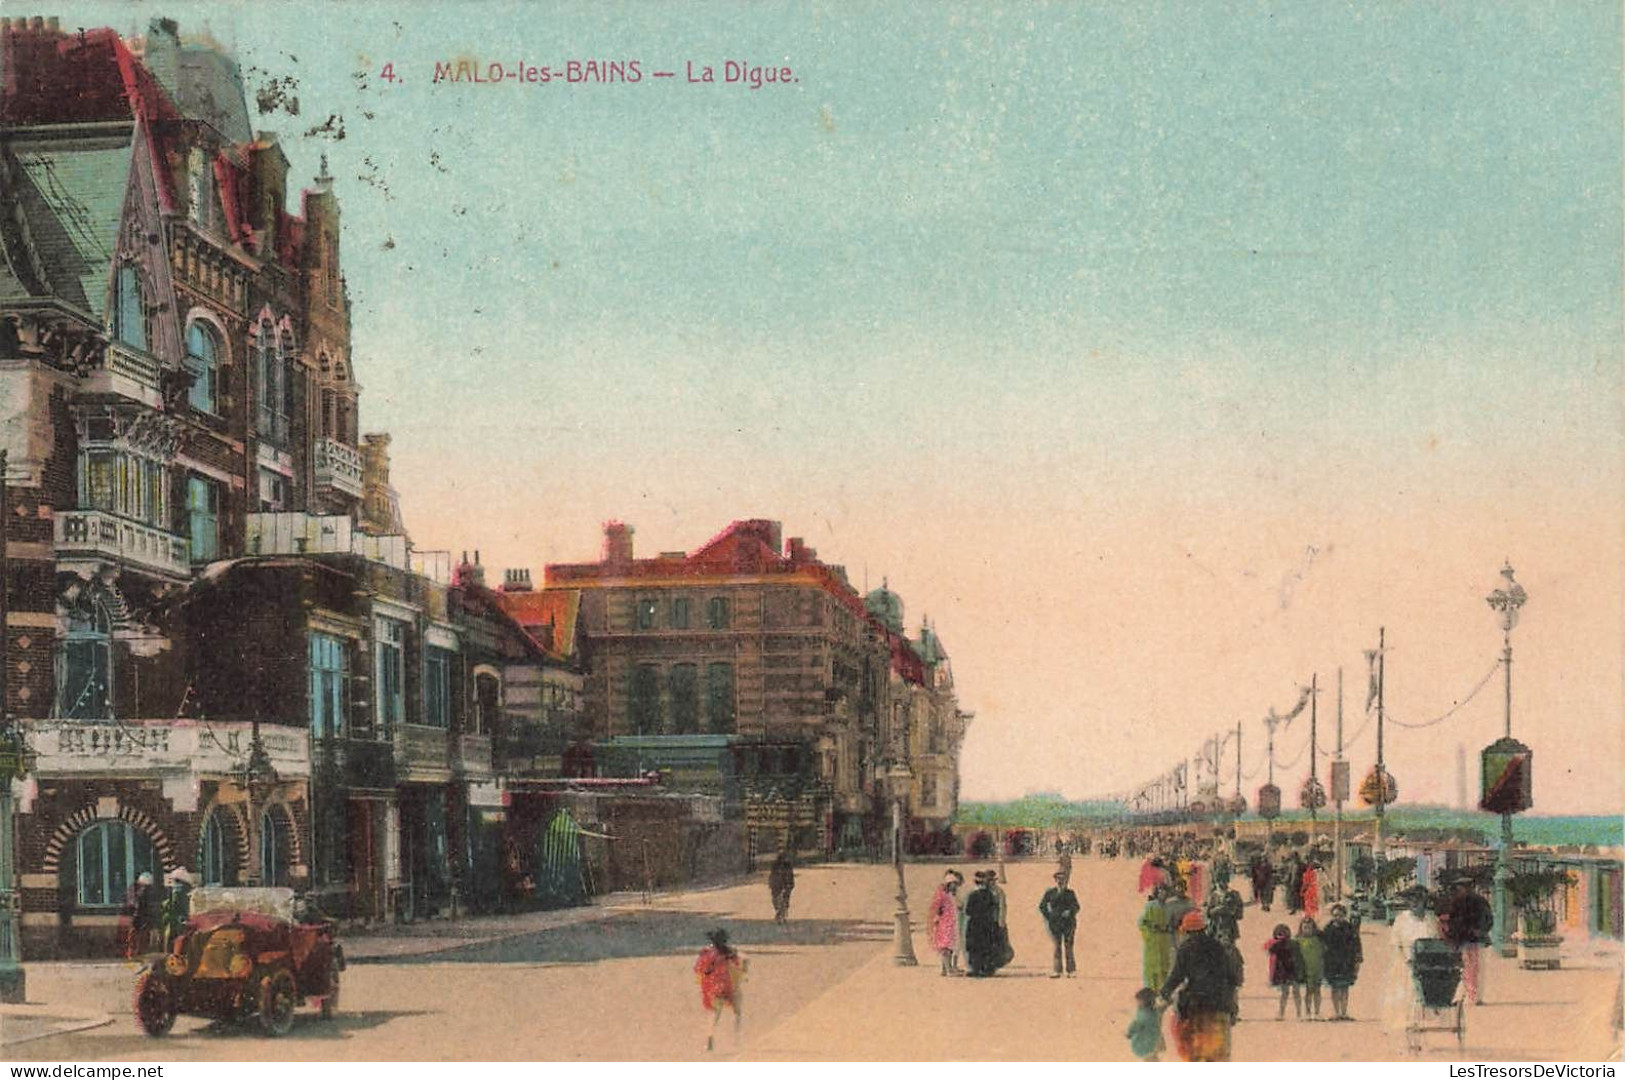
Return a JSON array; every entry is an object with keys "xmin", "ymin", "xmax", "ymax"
[
  {"xmin": 1139, "ymin": 886, "xmax": 1175, "ymax": 991},
  {"xmin": 927, "ymin": 874, "xmax": 961, "ymax": 976},
  {"xmin": 964, "ymin": 874, "xmax": 1002, "ymax": 976},
  {"xmin": 1386, "ymin": 890, "xmax": 1442, "ymax": 1032}
]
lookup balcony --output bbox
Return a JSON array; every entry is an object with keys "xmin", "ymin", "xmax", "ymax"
[
  {"xmin": 312, "ymin": 736, "xmax": 396, "ymax": 791},
  {"xmin": 453, "ymin": 733, "xmax": 494, "ymax": 777},
  {"xmin": 313, "ymin": 437, "xmax": 364, "ymax": 500},
  {"xmin": 31, "ymin": 719, "xmax": 311, "ymax": 779},
  {"xmin": 245, "ymin": 513, "xmax": 450, "ymax": 583},
  {"xmin": 80, "ymin": 341, "xmax": 164, "ymax": 407},
  {"xmin": 55, "ymin": 510, "xmax": 190, "ymax": 579},
  {"xmin": 394, "ymin": 724, "xmax": 452, "ymax": 781}
]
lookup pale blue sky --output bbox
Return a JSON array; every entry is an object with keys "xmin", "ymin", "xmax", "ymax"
[{"xmin": 71, "ymin": 2, "xmax": 1624, "ymax": 807}]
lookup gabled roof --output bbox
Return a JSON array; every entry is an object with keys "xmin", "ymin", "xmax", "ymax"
[{"xmin": 491, "ymin": 588, "xmax": 581, "ymax": 664}]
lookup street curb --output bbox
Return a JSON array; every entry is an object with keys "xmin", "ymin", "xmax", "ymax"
[{"xmin": 1, "ymin": 1013, "xmax": 115, "ymax": 1049}]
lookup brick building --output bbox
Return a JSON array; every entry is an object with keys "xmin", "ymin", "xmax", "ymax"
[
  {"xmin": 540, "ymin": 520, "xmax": 970, "ymax": 859},
  {"xmin": 0, "ymin": 16, "xmax": 366, "ymax": 955}
]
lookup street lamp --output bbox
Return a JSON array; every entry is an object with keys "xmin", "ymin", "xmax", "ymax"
[
  {"xmin": 1482, "ymin": 562, "xmax": 1530, "ymax": 958},
  {"xmin": 886, "ymin": 760, "xmax": 917, "ymax": 966},
  {"xmin": 0, "ymin": 447, "xmax": 26, "ymax": 1002},
  {"xmin": 239, "ymin": 728, "xmax": 279, "ymax": 886}
]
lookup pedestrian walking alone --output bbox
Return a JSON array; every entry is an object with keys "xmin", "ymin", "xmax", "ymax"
[
  {"xmin": 1441, "ymin": 876, "xmax": 1493, "ymax": 1006},
  {"xmin": 928, "ymin": 872, "xmax": 962, "ymax": 976},
  {"xmin": 1320, "ymin": 903, "xmax": 1363, "ymax": 1020},
  {"xmin": 694, "ymin": 928, "xmax": 747, "ymax": 1052},
  {"xmin": 767, "ymin": 851, "xmax": 795, "ymax": 925},
  {"xmin": 1039, "ymin": 870, "xmax": 1080, "ymax": 978},
  {"xmin": 1251, "ymin": 855, "xmax": 1276, "ymax": 911}
]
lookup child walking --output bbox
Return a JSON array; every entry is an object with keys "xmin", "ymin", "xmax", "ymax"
[
  {"xmin": 1296, "ymin": 916, "xmax": 1325, "ymax": 1019},
  {"xmin": 695, "ymin": 928, "xmax": 747, "ymax": 1052},
  {"xmin": 1266, "ymin": 923, "xmax": 1302, "ymax": 1020},
  {"xmin": 1126, "ymin": 987, "xmax": 1168, "ymax": 1061}
]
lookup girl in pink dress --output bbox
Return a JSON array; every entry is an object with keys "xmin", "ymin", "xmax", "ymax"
[{"xmin": 928, "ymin": 873, "xmax": 962, "ymax": 975}]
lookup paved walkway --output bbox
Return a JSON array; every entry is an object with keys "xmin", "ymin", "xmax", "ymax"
[{"xmin": 4, "ymin": 859, "xmax": 1620, "ymax": 1060}]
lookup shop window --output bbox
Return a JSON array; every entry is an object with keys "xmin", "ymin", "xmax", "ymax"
[{"xmin": 75, "ymin": 821, "xmax": 157, "ymax": 908}]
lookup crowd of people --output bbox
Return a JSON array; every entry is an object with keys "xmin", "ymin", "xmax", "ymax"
[{"xmin": 699, "ymin": 833, "xmax": 1499, "ymax": 1058}]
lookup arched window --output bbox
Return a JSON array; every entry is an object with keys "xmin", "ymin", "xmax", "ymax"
[
  {"xmin": 58, "ymin": 593, "xmax": 113, "ymax": 720},
  {"xmin": 277, "ymin": 328, "xmax": 297, "ymax": 436},
  {"xmin": 629, "ymin": 665, "xmax": 661, "ymax": 735},
  {"xmin": 253, "ymin": 318, "xmax": 276, "ymax": 440},
  {"xmin": 199, "ymin": 807, "xmax": 233, "ymax": 886},
  {"xmin": 706, "ymin": 663, "xmax": 735, "ymax": 733},
  {"xmin": 75, "ymin": 821, "xmax": 158, "ymax": 908},
  {"xmin": 113, "ymin": 265, "xmax": 147, "ymax": 351},
  {"xmin": 260, "ymin": 808, "xmax": 288, "ymax": 886},
  {"xmin": 185, "ymin": 320, "xmax": 220, "ymax": 414},
  {"xmin": 669, "ymin": 664, "xmax": 699, "ymax": 734}
]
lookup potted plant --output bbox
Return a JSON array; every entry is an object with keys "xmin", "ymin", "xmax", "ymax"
[{"xmin": 1508, "ymin": 866, "xmax": 1573, "ymax": 970}]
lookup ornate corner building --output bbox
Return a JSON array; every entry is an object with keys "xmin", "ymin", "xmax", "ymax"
[{"xmin": 538, "ymin": 520, "xmax": 970, "ymax": 860}]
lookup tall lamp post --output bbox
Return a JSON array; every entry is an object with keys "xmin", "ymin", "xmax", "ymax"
[
  {"xmin": 886, "ymin": 761, "xmax": 917, "ymax": 966},
  {"xmin": 239, "ymin": 723, "xmax": 279, "ymax": 887},
  {"xmin": 1483, "ymin": 563, "xmax": 1530, "ymax": 958},
  {"xmin": 0, "ymin": 448, "xmax": 27, "ymax": 1002}
]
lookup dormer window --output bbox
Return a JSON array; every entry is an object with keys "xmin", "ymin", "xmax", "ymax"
[{"xmin": 112, "ymin": 265, "xmax": 147, "ymax": 351}]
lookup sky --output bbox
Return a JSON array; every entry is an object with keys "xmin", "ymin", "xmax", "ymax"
[{"xmin": 75, "ymin": 1, "xmax": 1625, "ymax": 813}]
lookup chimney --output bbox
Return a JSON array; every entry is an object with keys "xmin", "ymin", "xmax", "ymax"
[
  {"xmin": 787, "ymin": 537, "xmax": 815, "ymax": 565},
  {"xmin": 603, "ymin": 521, "xmax": 634, "ymax": 565},
  {"xmin": 502, "ymin": 568, "xmax": 533, "ymax": 592}
]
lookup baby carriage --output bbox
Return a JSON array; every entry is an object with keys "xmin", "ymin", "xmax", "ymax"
[{"xmin": 1406, "ymin": 939, "xmax": 1465, "ymax": 1052}]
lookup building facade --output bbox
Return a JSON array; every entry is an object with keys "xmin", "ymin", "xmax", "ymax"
[{"xmin": 541, "ymin": 520, "xmax": 970, "ymax": 858}]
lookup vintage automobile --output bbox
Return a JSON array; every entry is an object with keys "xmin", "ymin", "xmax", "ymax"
[{"xmin": 133, "ymin": 886, "xmax": 344, "ymax": 1037}]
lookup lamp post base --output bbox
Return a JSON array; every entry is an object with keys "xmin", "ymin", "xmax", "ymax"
[{"xmin": 892, "ymin": 903, "xmax": 917, "ymax": 966}]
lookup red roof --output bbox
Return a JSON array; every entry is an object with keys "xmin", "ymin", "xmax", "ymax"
[
  {"xmin": 490, "ymin": 587, "xmax": 581, "ymax": 663},
  {"xmin": 545, "ymin": 519, "xmax": 930, "ymax": 685}
]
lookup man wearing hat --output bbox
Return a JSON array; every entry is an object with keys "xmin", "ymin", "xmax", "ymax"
[
  {"xmin": 1159, "ymin": 908, "xmax": 1239, "ymax": 1061},
  {"xmin": 161, "ymin": 868, "xmax": 195, "ymax": 949},
  {"xmin": 1038, "ymin": 869, "xmax": 1081, "ymax": 978}
]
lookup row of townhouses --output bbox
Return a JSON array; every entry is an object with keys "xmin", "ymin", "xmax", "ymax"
[{"xmin": 0, "ymin": 17, "xmax": 969, "ymax": 958}]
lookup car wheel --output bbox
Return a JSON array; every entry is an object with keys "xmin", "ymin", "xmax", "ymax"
[
  {"xmin": 133, "ymin": 968, "xmax": 176, "ymax": 1037},
  {"xmin": 258, "ymin": 969, "xmax": 297, "ymax": 1037},
  {"xmin": 320, "ymin": 969, "xmax": 340, "ymax": 1020}
]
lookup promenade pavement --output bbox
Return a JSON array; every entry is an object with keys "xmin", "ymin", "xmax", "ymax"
[{"xmin": 3, "ymin": 856, "xmax": 1619, "ymax": 1060}]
